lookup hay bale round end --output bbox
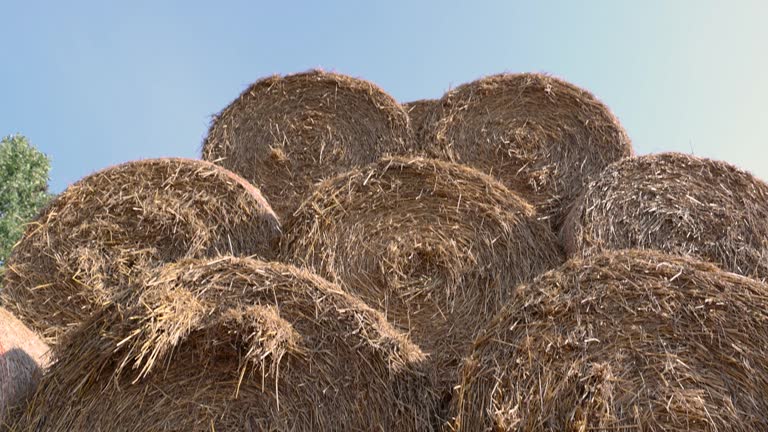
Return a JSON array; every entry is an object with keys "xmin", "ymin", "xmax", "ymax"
[
  {"xmin": 202, "ymin": 70, "xmax": 417, "ymax": 219},
  {"xmin": 282, "ymin": 156, "xmax": 564, "ymax": 384},
  {"xmin": 449, "ymin": 249, "xmax": 768, "ymax": 431},
  {"xmin": 426, "ymin": 73, "xmax": 632, "ymax": 226},
  {"xmin": 2, "ymin": 158, "xmax": 281, "ymax": 343},
  {"xmin": 561, "ymin": 152, "xmax": 768, "ymax": 280},
  {"xmin": 15, "ymin": 258, "xmax": 438, "ymax": 431},
  {"xmin": 0, "ymin": 308, "xmax": 50, "ymax": 427}
]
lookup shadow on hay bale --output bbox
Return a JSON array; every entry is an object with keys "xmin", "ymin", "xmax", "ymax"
[
  {"xmin": 403, "ymin": 98, "xmax": 438, "ymax": 144},
  {"xmin": 449, "ymin": 249, "xmax": 768, "ymax": 431},
  {"xmin": 425, "ymin": 73, "xmax": 632, "ymax": 227},
  {"xmin": 282, "ymin": 156, "xmax": 564, "ymax": 393},
  {"xmin": 202, "ymin": 69, "xmax": 417, "ymax": 219},
  {"xmin": 1, "ymin": 158, "xmax": 280, "ymax": 343},
  {"xmin": 0, "ymin": 308, "xmax": 49, "ymax": 428},
  {"xmin": 561, "ymin": 152, "xmax": 768, "ymax": 280},
  {"xmin": 12, "ymin": 257, "xmax": 438, "ymax": 432}
]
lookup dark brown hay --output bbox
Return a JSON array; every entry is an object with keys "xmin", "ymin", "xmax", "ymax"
[
  {"xmin": 282, "ymin": 156, "xmax": 564, "ymax": 390},
  {"xmin": 449, "ymin": 249, "xmax": 768, "ymax": 431},
  {"xmin": 425, "ymin": 73, "xmax": 632, "ymax": 226},
  {"xmin": 1, "ymin": 158, "xmax": 281, "ymax": 343},
  {"xmin": 13, "ymin": 257, "xmax": 438, "ymax": 431},
  {"xmin": 202, "ymin": 69, "xmax": 417, "ymax": 219},
  {"xmin": 403, "ymin": 98, "xmax": 438, "ymax": 143},
  {"xmin": 561, "ymin": 152, "xmax": 768, "ymax": 280},
  {"xmin": 0, "ymin": 308, "xmax": 49, "ymax": 427}
]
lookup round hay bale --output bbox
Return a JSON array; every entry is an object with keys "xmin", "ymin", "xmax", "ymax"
[
  {"xmin": 1, "ymin": 158, "xmax": 281, "ymax": 343},
  {"xmin": 403, "ymin": 98, "xmax": 438, "ymax": 143},
  {"xmin": 0, "ymin": 307, "xmax": 49, "ymax": 427},
  {"xmin": 202, "ymin": 69, "xmax": 417, "ymax": 219},
  {"xmin": 449, "ymin": 249, "xmax": 768, "ymax": 431},
  {"xmin": 426, "ymin": 73, "xmax": 632, "ymax": 226},
  {"xmin": 561, "ymin": 152, "xmax": 768, "ymax": 280},
  {"xmin": 14, "ymin": 257, "xmax": 438, "ymax": 431},
  {"xmin": 282, "ymin": 156, "xmax": 564, "ymax": 382}
]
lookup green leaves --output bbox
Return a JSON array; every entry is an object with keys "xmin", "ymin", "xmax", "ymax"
[{"xmin": 0, "ymin": 134, "xmax": 52, "ymax": 266}]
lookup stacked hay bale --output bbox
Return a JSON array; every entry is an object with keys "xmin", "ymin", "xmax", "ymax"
[
  {"xmin": 0, "ymin": 308, "xmax": 49, "ymax": 427},
  {"xmin": 13, "ymin": 257, "xmax": 438, "ymax": 431},
  {"xmin": 449, "ymin": 249, "xmax": 768, "ymax": 431},
  {"xmin": 15, "ymin": 68, "xmax": 766, "ymax": 430},
  {"xmin": 1, "ymin": 158, "xmax": 280, "ymax": 343},
  {"xmin": 425, "ymin": 73, "xmax": 633, "ymax": 226},
  {"xmin": 282, "ymin": 156, "xmax": 564, "ymax": 393},
  {"xmin": 403, "ymin": 98, "xmax": 438, "ymax": 143},
  {"xmin": 561, "ymin": 152, "xmax": 768, "ymax": 280},
  {"xmin": 203, "ymin": 70, "xmax": 417, "ymax": 219}
]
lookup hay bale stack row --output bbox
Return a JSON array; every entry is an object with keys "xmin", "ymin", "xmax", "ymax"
[
  {"xmin": 1, "ymin": 158, "xmax": 280, "ymax": 343},
  {"xmin": 0, "ymin": 308, "xmax": 49, "ymax": 428},
  {"xmin": 13, "ymin": 258, "xmax": 438, "ymax": 431},
  {"xmin": 8, "ymin": 68, "xmax": 768, "ymax": 429}
]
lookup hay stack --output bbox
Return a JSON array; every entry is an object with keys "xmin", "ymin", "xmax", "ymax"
[
  {"xmin": 449, "ymin": 249, "xmax": 768, "ymax": 431},
  {"xmin": 1, "ymin": 158, "xmax": 281, "ymax": 343},
  {"xmin": 282, "ymin": 156, "xmax": 564, "ymax": 382},
  {"xmin": 202, "ymin": 70, "xmax": 416, "ymax": 219},
  {"xmin": 426, "ymin": 73, "xmax": 632, "ymax": 226},
  {"xmin": 0, "ymin": 308, "xmax": 49, "ymax": 427},
  {"xmin": 403, "ymin": 98, "xmax": 438, "ymax": 143},
  {"xmin": 14, "ymin": 257, "xmax": 438, "ymax": 431},
  {"xmin": 561, "ymin": 152, "xmax": 768, "ymax": 280}
]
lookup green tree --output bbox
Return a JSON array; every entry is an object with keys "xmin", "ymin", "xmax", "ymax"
[{"xmin": 0, "ymin": 134, "xmax": 52, "ymax": 268}]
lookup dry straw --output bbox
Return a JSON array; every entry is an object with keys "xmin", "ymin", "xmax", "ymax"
[
  {"xmin": 1, "ymin": 158, "xmax": 281, "ymax": 343},
  {"xmin": 282, "ymin": 156, "xmax": 564, "ymax": 392},
  {"xmin": 449, "ymin": 249, "xmax": 768, "ymax": 431},
  {"xmin": 202, "ymin": 69, "xmax": 417, "ymax": 219},
  {"xmin": 425, "ymin": 73, "xmax": 632, "ymax": 226},
  {"xmin": 13, "ymin": 257, "xmax": 438, "ymax": 431},
  {"xmin": 561, "ymin": 152, "xmax": 768, "ymax": 280},
  {"xmin": 403, "ymin": 99, "xmax": 438, "ymax": 143},
  {"xmin": 0, "ymin": 308, "xmax": 49, "ymax": 428}
]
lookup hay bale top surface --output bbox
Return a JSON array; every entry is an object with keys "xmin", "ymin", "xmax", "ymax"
[
  {"xmin": 283, "ymin": 156, "xmax": 563, "ymax": 372},
  {"xmin": 561, "ymin": 152, "xmax": 768, "ymax": 280},
  {"xmin": 1, "ymin": 308, "xmax": 49, "ymax": 426},
  {"xmin": 202, "ymin": 69, "xmax": 416, "ymax": 219},
  {"xmin": 450, "ymin": 249, "xmax": 768, "ymax": 431},
  {"xmin": 2, "ymin": 158, "xmax": 281, "ymax": 343},
  {"xmin": 16, "ymin": 257, "xmax": 437, "ymax": 432},
  {"xmin": 426, "ymin": 72, "xmax": 632, "ymax": 225}
]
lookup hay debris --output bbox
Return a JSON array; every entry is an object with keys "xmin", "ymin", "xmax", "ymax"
[
  {"xmin": 202, "ymin": 69, "xmax": 417, "ymax": 219},
  {"xmin": 0, "ymin": 308, "xmax": 49, "ymax": 428},
  {"xmin": 561, "ymin": 152, "xmax": 768, "ymax": 280},
  {"xmin": 449, "ymin": 249, "xmax": 768, "ymax": 431},
  {"xmin": 425, "ymin": 73, "xmax": 632, "ymax": 226},
  {"xmin": 13, "ymin": 257, "xmax": 438, "ymax": 432},
  {"xmin": 282, "ymin": 156, "xmax": 564, "ymax": 391},
  {"xmin": 1, "ymin": 158, "xmax": 281, "ymax": 343}
]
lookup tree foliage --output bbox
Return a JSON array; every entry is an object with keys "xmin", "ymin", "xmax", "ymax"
[{"xmin": 0, "ymin": 134, "xmax": 52, "ymax": 266}]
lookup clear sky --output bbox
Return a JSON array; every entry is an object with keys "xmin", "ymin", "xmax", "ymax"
[{"xmin": 1, "ymin": 1, "xmax": 766, "ymax": 192}]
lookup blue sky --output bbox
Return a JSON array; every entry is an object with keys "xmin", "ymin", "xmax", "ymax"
[{"xmin": 1, "ymin": 1, "xmax": 766, "ymax": 192}]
